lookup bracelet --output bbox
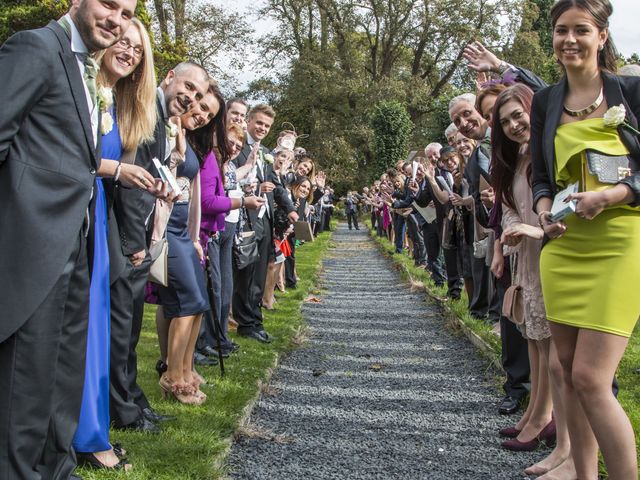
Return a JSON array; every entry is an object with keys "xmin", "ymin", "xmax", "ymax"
[
  {"xmin": 496, "ymin": 61, "xmax": 509, "ymax": 75},
  {"xmin": 114, "ymin": 162, "xmax": 122, "ymax": 183},
  {"xmin": 240, "ymin": 196, "xmax": 245, "ymax": 208},
  {"xmin": 537, "ymin": 211, "xmax": 549, "ymax": 228}
]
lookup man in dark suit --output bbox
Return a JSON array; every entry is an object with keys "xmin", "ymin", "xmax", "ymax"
[
  {"xmin": 0, "ymin": 1, "xmax": 136, "ymax": 478},
  {"xmin": 449, "ymin": 92, "xmax": 530, "ymax": 415},
  {"xmin": 414, "ymin": 144, "xmax": 447, "ymax": 286},
  {"xmin": 232, "ymin": 103, "xmax": 297, "ymax": 343},
  {"xmin": 345, "ymin": 191, "xmax": 359, "ymax": 230},
  {"xmin": 109, "ymin": 62, "xmax": 210, "ymax": 431}
]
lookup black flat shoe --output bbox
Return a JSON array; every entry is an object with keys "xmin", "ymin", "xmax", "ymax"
[
  {"xmin": 194, "ymin": 352, "xmax": 219, "ymax": 366},
  {"xmin": 114, "ymin": 416, "xmax": 160, "ymax": 434},
  {"xmin": 499, "ymin": 395, "xmax": 521, "ymax": 415},
  {"xmin": 142, "ymin": 406, "xmax": 176, "ymax": 423},
  {"xmin": 76, "ymin": 452, "xmax": 131, "ymax": 470},
  {"xmin": 238, "ymin": 329, "xmax": 272, "ymax": 344}
]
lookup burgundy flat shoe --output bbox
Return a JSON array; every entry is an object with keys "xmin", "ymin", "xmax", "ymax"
[
  {"xmin": 498, "ymin": 426, "xmax": 521, "ymax": 438},
  {"xmin": 538, "ymin": 419, "xmax": 557, "ymax": 446},
  {"xmin": 501, "ymin": 437, "xmax": 541, "ymax": 452}
]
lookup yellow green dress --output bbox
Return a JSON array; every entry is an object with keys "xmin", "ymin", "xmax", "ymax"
[{"xmin": 540, "ymin": 117, "xmax": 640, "ymax": 337}]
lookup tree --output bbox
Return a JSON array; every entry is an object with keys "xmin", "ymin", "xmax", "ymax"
[
  {"xmin": 370, "ymin": 101, "xmax": 413, "ymax": 173},
  {"xmin": 0, "ymin": 0, "xmax": 68, "ymax": 45},
  {"xmin": 503, "ymin": 0, "xmax": 559, "ymax": 84},
  {"xmin": 248, "ymin": 0, "xmax": 522, "ymax": 190},
  {"xmin": 147, "ymin": 0, "xmax": 253, "ymax": 81}
]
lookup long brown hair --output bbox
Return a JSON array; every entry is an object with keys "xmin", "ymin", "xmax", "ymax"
[
  {"xmin": 188, "ymin": 80, "xmax": 229, "ymax": 167},
  {"xmin": 550, "ymin": 0, "xmax": 619, "ymax": 73},
  {"xmin": 490, "ymin": 84, "xmax": 534, "ymax": 210}
]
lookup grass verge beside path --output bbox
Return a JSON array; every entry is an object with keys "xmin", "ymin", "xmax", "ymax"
[
  {"xmin": 79, "ymin": 230, "xmax": 333, "ymax": 480},
  {"xmin": 367, "ymin": 222, "xmax": 640, "ymax": 469}
]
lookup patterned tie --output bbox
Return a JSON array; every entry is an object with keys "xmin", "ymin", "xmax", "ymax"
[
  {"xmin": 82, "ymin": 54, "xmax": 99, "ymax": 108},
  {"xmin": 58, "ymin": 17, "xmax": 99, "ymax": 108}
]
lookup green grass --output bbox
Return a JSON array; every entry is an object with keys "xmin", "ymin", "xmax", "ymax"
[
  {"xmin": 367, "ymin": 220, "xmax": 640, "ymax": 472},
  {"xmin": 78, "ymin": 230, "xmax": 332, "ymax": 480}
]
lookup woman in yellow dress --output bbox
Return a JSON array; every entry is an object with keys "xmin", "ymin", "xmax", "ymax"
[{"xmin": 531, "ymin": 0, "xmax": 640, "ymax": 478}]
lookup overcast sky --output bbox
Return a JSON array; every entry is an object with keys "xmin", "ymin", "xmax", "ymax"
[{"xmin": 219, "ymin": 0, "xmax": 639, "ymax": 88}]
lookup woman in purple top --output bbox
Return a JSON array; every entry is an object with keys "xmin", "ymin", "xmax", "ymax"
[{"xmin": 199, "ymin": 121, "xmax": 264, "ymax": 356}]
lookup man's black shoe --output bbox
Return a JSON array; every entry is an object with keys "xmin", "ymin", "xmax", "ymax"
[
  {"xmin": 238, "ymin": 329, "xmax": 272, "ymax": 344},
  {"xmin": 142, "ymin": 407, "xmax": 176, "ymax": 423},
  {"xmin": 194, "ymin": 351, "xmax": 218, "ymax": 366},
  {"xmin": 199, "ymin": 345, "xmax": 217, "ymax": 357},
  {"xmin": 230, "ymin": 342, "xmax": 240, "ymax": 353},
  {"xmin": 499, "ymin": 396, "xmax": 521, "ymax": 415},
  {"xmin": 116, "ymin": 416, "xmax": 160, "ymax": 434},
  {"xmin": 257, "ymin": 329, "xmax": 274, "ymax": 342},
  {"xmin": 198, "ymin": 345, "xmax": 229, "ymax": 359}
]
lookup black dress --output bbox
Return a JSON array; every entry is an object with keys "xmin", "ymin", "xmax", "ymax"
[{"xmin": 158, "ymin": 146, "xmax": 209, "ymax": 318}]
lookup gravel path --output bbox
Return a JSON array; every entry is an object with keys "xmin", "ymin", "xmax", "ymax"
[{"xmin": 227, "ymin": 224, "xmax": 547, "ymax": 479}]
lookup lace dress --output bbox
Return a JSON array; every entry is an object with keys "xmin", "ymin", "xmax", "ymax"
[{"xmin": 502, "ymin": 154, "xmax": 551, "ymax": 341}]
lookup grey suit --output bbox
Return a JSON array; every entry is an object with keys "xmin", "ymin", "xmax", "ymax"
[{"xmin": 0, "ymin": 21, "xmax": 98, "ymax": 479}]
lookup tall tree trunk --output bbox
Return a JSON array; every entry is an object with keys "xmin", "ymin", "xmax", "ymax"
[{"xmin": 154, "ymin": 0, "xmax": 168, "ymax": 38}]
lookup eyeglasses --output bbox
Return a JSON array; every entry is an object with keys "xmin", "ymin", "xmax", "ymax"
[{"xmin": 116, "ymin": 38, "xmax": 143, "ymax": 59}]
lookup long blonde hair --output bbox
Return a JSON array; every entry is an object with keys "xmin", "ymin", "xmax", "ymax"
[{"xmin": 96, "ymin": 18, "xmax": 157, "ymax": 151}]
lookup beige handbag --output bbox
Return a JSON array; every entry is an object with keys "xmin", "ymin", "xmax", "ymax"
[
  {"xmin": 148, "ymin": 238, "xmax": 169, "ymax": 286},
  {"xmin": 502, "ymin": 253, "xmax": 524, "ymax": 325}
]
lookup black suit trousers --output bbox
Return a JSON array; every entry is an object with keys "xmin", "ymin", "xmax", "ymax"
[
  {"xmin": 233, "ymin": 215, "xmax": 271, "ymax": 333},
  {"xmin": 109, "ymin": 260, "xmax": 143, "ymax": 427},
  {"xmin": 284, "ymin": 237, "xmax": 296, "ymax": 287},
  {"xmin": 422, "ymin": 221, "xmax": 446, "ymax": 285},
  {"xmin": 0, "ymin": 232, "xmax": 89, "ymax": 480},
  {"xmin": 497, "ymin": 258, "xmax": 530, "ymax": 399},
  {"xmin": 128, "ymin": 256, "xmax": 152, "ymax": 411}
]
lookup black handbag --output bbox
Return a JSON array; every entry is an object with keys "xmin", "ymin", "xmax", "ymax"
[{"xmin": 233, "ymin": 213, "xmax": 259, "ymax": 270}]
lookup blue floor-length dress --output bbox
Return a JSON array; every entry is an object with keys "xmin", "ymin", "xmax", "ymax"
[{"xmin": 73, "ymin": 106, "xmax": 121, "ymax": 453}]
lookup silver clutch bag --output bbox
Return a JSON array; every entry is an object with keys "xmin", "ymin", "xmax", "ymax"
[{"xmin": 585, "ymin": 149, "xmax": 631, "ymax": 184}]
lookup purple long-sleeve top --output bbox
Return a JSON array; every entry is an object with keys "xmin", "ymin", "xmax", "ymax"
[{"xmin": 200, "ymin": 151, "xmax": 232, "ymax": 233}]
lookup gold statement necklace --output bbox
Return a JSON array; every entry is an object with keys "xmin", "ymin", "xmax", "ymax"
[{"xmin": 563, "ymin": 88, "xmax": 604, "ymax": 117}]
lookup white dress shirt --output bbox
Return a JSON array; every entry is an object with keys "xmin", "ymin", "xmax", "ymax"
[{"xmin": 64, "ymin": 14, "xmax": 98, "ymax": 147}]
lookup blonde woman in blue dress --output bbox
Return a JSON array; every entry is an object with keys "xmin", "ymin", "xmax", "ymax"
[{"xmin": 531, "ymin": 0, "xmax": 640, "ymax": 478}]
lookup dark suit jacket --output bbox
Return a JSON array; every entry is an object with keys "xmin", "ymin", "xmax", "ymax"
[
  {"xmin": 531, "ymin": 72, "xmax": 640, "ymax": 209},
  {"xmin": 464, "ymin": 142, "xmax": 492, "ymax": 228},
  {"xmin": 392, "ymin": 178, "xmax": 416, "ymax": 209},
  {"xmin": 233, "ymin": 141, "xmax": 294, "ymax": 238},
  {"xmin": 0, "ymin": 21, "xmax": 99, "ymax": 341},
  {"xmin": 113, "ymin": 95, "xmax": 166, "ymax": 256},
  {"xmin": 415, "ymin": 177, "xmax": 445, "ymax": 224},
  {"xmin": 512, "ymin": 66, "xmax": 548, "ymax": 93}
]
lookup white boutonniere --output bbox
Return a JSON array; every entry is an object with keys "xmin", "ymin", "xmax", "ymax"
[
  {"xmin": 101, "ymin": 112, "xmax": 114, "ymax": 135},
  {"xmin": 166, "ymin": 122, "xmax": 179, "ymax": 139},
  {"xmin": 97, "ymin": 86, "xmax": 114, "ymax": 135},
  {"xmin": 263, "ymin": 153, "xmax": 274, "ymax": 164},
  {"xmin": 97, "ymin": 86, "xmax": 114, "ymax": 111},
  {"xmin": 603, "ymin": 104, "xmax": 640, "ymax": 136}
]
